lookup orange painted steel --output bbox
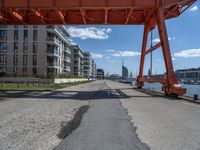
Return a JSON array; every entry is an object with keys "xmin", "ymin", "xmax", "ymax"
[{"xmin": 0, "ymin": 0, "xmax": 196, "ymax": 96}]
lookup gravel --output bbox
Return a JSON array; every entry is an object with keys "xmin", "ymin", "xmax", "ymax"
[{"xmin": 0, "ymin": 86, "xmax": 89, "ymax": 150}]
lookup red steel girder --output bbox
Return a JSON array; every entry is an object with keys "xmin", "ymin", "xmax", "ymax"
[{"xmin": 0, "ymin": 0, "xmax": 196, "ymax": 25}]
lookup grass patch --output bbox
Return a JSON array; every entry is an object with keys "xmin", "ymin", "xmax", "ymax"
[{"xmin": 0, "ymin": 80, "xmax": 93, "ymax": 90}]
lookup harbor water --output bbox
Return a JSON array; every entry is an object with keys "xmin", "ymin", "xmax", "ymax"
[{"xmin": 132, "ymin": 81, "xmax": 200, "ymax": 98}]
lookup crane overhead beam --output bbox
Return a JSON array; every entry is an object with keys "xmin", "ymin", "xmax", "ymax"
[{"xmin": 0, "ymin": 0, "xmax": 196, "ymax": 25}]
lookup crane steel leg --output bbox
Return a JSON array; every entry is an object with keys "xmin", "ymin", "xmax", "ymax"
[
  {"xmin": 136, "ymin": 23, "xmax": 149, "ymax": 88},
  {"xmin": 136, "ymin": 8, "xmax": 186, "ymax": 96},
  {"xmin": 156, "ymin": 8, "xmax": 186, "ymax": 96}
]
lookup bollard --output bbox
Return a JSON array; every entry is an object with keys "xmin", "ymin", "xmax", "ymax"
[{"xmin": 194, "ymin": 94, "xmax": 198, "ymax": 100}]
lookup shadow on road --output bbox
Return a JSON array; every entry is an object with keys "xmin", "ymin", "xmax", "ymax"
[{"xmin": 0, "ymin": 87, "xmax": 169, "ymax": 101}]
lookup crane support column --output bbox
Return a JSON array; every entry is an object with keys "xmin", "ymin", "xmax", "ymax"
[
  {"xmin": 156, "ymin": 8, "xmax": 186, "ymax": 96},
  {"xmin": 136, "ymin": 7, "xmax": 186, "ymax": 96},
  {"xmin": 136, "ymin": 22, "xmax": 150, "ymax": 88}
]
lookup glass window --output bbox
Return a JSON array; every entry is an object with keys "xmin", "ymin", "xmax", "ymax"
[
  {"xmin": 13, "ymin": 67, "xmax": 18, "ymax": 74},
  {"xmin": 14, "ymin": 42, "xmax": 18, "ymax": 53},
  {"xmin": 23, "ymin": 55, "xmax": 27, "ymax": 65},
  {"xmin": 33, "ymin": 25, "xmax": 38, "ymax": 28},
  {"xmin": 23, "ymin": 67, "xmax": 27, "ymax": 73},
  {"xmin": 14, "ymin": 25, "xmax": 18, "ymax": 28},
  {"xmin": 23, "ymin": 42, "xmax": 28, "ymax": 52},
  {"xmin": 33, "ymin": 42, "xmax": 37, "ymax": 53},
  {"xmin": 14, "ymin": 30, "xmax": 18, "ymax": 41},
  {"xmin": 13, "ymin": 54, "xmax": 18, "ymax": 65},
  {"xmin": 33, "ymin": 55, "xmax": 37, "ymax": 66},
  {"xmin": 0, "ymin": 55, "xmax": 7, "ymax": 65},
  {"xmin": 0, "ymin": 30, "xmax": 7, "ymax": 40},
  {"xmin": 0, "ymin": 42, "xmax": 7, "ymax": 53},
  {"xmin": 33, "ymin": 67, "xmax": 37, "ymax": 75},
  {"xmin": 33, "ymin": 30, "xmax": 38, "ymax": 41},
  {"xmin": 23, "ymin": 30, "xmax": 28, "ymax": 41}
]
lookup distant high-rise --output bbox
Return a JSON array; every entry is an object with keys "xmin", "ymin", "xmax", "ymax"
[{"xmin": 122, "ymin": 59, "xmax": 128, "ymax": 78}]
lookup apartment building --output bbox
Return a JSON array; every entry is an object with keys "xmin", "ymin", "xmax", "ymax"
[
  {"xmin": 92, "ymin": 59, "xmax": 97, "ymax": 78},
  {"xmin": 82, "ymin": 52, "xmax": 92, "ymax": 78},
  {"xmin": 71, "ymin": 45, "xmax": 84, "ymax": 76},
  {"xmin": 0, "ymin": 25, "xmax": 72, "ymax": 76}
]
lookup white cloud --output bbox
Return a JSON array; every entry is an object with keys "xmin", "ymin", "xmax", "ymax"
[
  {"xmin": 190, "ymin": 5, "xmax": 198, "ymax": 12},
  {"xmin": 91, "ymin": 53, "xmax": 103, "ymax": 59},
  {"xmin": 67, "ymin": 38, "xmax": 77, "ymax": 45},
  {"xmin": 68, "ymin": 27, "xmax": 112, "ymax": 40},
  {"xmin": 174, "ymin": 48, "xmax": 200, "ymax": 58},
  {"xmin": 106, "ymin": 56, "xmax": 110, "ymax": 59},
  {"xmin": 105, "ymin": 49, "xmax": 115, "ymax": 52},
  {"xmin": 153, "ymin": 38, "xmax": 160, "ymax": 43},
  {"xmin": 113, "ymin": 51, "xmax": 141, "ymax": 57},
  {"xmin": 152, "ymin": 36, "xmax": 175, "ymax": 43}
]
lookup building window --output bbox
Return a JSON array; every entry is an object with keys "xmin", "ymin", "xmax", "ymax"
[
  {"xmin": 23, "ymin": 55, "xmax": 28, "ymax": 65},
  {"xmin": 33, "ymin": 55, "xmax": 37, "ymax": 66},
  {"xmin": 33, "ymin": 67, "xmax": 37, "ymax": 75},
  {"xmin": 23, "ymin": 30, "xmax": 28, "ymax": 41},
  {"xmin": 14, "ymin": 30, "xmax": 18, "ymax": 41},
  {"xmin": 0, "ymin": 30, "xmax": 7, "ymax": 40},
  {"xmin": 23, "ymin": 42, "xmax": 28, "ymax": 52},
  {"xmin": 33, "ymin": 42, "xmax": 38, "ymax": 53},
  {"xmin": 33, "ymin": 30, "xmax": 38, "ymax": 41},
  {"xmin": 0, "ymin": 55, "xmax": 7, "ymax": 65},
  {"xmin": 13, "ymin": 67, "xmax": 18, "ymax": 74},
  {"xmin": 0, "ymin": 42, "xmax": 7, "ymax": 53},
  {"xmin": 14, "ymin": 25, "xmax": 18, "ymax": 28},
  {"xmin": 23, "ymin": 67, "xmax": 27, "ymax": 73},
  {"xmin": 24, "ymin": 25, "xmax": 28, "ymax": 28},
  {"xmin": 14, "ymin": 42, "xmax": 18, "ymax": 53},
  {"xmin": 13, "ymin": 54, "xmax": 18, "ymax": 65}
]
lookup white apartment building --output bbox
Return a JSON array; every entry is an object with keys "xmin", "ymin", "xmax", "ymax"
[
  {"xmin": 71, "ymin": 45, "xmax": 84, "ymax": 76},
  {"xmin": 0, "ymin": 25, "xmax": 72, "ymax": 76},
  {"xmin": 82, "ymin": 52, "xmax": 96, "ymax": 78}
]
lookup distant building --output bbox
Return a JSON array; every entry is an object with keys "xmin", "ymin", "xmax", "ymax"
[
  {"xmin": 122, "ymin": 66, "xmax": 129, "ymax": 78},
  {"xmin": 91, "ymin": 59, "xmax": 97, "ymax": 78},
  {"xmin": 97, "ymin": 69, "xmax": 104, "ymax": 79},
  {"xmin": 71, "ymin": 45, "xmax": 84, "ymax": 76},
  {"xmin": 82, "ymin": 52, "xmax": 92, "ymax": 78},
  {"xmin": 175, "ymin": 68, "xmax": 200, "ymax": 81},
  {"xmin": 0, "ymin": 25, "xmax": 72, "ymax": 76},
  {"xmin": 121, "ymin": 59, "xmax": 128, "ymax": 78}
]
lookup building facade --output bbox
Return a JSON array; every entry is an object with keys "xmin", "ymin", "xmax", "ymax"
[
  {"xmin": 82, "ymin": 52, "xmax": 97, "ymax": 78},
  {"xmin": 92, "ymin": 59, "xmax": 97, "ymax": 78},
  {"xmin": 0, "ymin": 25, "xmax": 72, "ymax": 76},
  {"xmin": 97, "ymin": 69, "xmax": 104, "ymax": 79},
  {"xmin": 122, "ymin": 65, "xmax": 129, "ymax": 78},
  {"xmin": 175, "ymin": 68, "xmax": 200, "ymax": 81},
  {"xmin": 71, "ymin": 45, "xmax": 84, "ymax": 76}
]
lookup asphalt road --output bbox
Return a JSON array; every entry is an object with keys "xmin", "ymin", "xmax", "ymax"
[
  {"xmin": 55, "ymin": 80, "xmax": 200, "ymax": 150},
  {"xmin": 55, "ymin": 80, "xmax": 149, "ymax": 150}
]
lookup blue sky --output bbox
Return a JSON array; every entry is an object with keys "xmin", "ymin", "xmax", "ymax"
[{"xmin": 67, "ymin": 2, "xmax": 200, "ymax": 76}]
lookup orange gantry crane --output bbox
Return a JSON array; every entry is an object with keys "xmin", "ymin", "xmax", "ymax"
[{"xmin": 0, "ymin": 0, "xmax": 197, "ymax": 96}]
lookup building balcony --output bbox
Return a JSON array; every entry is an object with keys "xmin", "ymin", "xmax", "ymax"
[
  {"xmin": 47, "ymin": 62, "xmax": 60, "ymax": 68},
  {"xmin": 64, "ymin": 57, "xmax": 71, "ymax": 63},
  {"xmin": 47, "ymin": 49, "xmax": 60, "ymax": 57},
  {"xmin": 64, "ymin": 66, "xmax": 71, "ymax": 72},
  {"xmin": 64, "ymin": 47, "xmax": 71, "ymax": 54},
  {"xmin": 46, "ymin": 37, "xmax": 60, "ymax": 46},
  {"xmin": 46, "ymin": 26, "xmax": 71, "ymax": 45}
]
